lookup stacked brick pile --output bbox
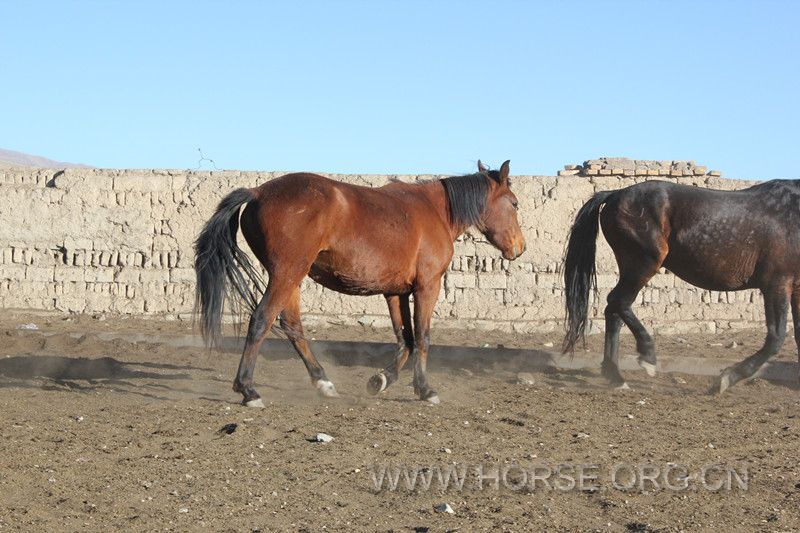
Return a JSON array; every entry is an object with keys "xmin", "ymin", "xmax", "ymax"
[{"xmin": 558, "ymin": 158, "xmax": 723, "ymax": 178}]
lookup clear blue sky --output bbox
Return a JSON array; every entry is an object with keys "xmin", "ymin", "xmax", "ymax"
[{"xmin": 2, "ymin": 1, "xmax": 798, "ymax": 178}]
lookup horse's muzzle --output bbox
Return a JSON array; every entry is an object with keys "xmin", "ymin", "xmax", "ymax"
[{"xmin": 504, "ymin": 242, "xmax": 527, "ymax": 261}]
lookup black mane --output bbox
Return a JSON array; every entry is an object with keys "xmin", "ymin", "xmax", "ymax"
[{"xmin": 440, "ymin": 172, "xmax": 492, "ymax": 227}]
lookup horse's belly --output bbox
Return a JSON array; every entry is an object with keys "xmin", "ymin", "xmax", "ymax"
[
  {"xmin": 665, "ymin": 214, "xmax": 767, "ymax": 290},
  {"xmin": 663, "ymin": 247, "xmax": 758, "ymax": 291},
  {"xmin": 308, "ymin": 252, "xmax": 413, "ymax": 296}
]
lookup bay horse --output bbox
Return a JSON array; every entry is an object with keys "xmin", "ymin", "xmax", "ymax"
[
  {"xmin": 562, "ymin": 179, "xmax": 800, "ymax": 392},
  {"xmin": 194, "ymin": 161, "xmax": 525, "ymax": 407}
]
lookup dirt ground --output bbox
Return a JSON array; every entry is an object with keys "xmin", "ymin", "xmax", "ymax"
[{"xmin": 0, "ymin": 312, "xmax": 798, "ymax": 532}]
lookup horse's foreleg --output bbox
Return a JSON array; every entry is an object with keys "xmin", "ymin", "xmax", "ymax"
[
  {"xmin": 233, "ymin": 279, "xmax": 293, "ymax": 407},
  {"xmin": 280, "ymin": 286, "xmax": 338, "ymax": 398},
  {"xmin": 367, "ymin": 294, "xmax": 413, "ymax": 395},
  {"xmin": 718, "ymin": 285, "xmax": 790, "ymax": 393},
  {"xmin": 411, "ymin": 283, "xmax": 441, "ymax": 404}
]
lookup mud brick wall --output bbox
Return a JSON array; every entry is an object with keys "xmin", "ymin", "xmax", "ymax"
[{"xmin": 0, "ymin": 167, "xmax": 765, "ymax": 335}]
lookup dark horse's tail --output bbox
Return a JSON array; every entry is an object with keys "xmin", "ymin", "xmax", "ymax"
[
  {"xmin": 194, "ymin": 188, "xmax": 265, "ymax": 348},
  {"xmin": 562, "ymin": 190, "xmax": 616, "ymax": 354}
]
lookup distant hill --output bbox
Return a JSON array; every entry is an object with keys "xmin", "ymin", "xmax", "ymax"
[{"xmin": 0, "ymin": 148, "xmax": 91, "ymax": 168}]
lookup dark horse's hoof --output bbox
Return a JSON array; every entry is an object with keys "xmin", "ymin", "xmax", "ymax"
[
  {"xmin": 714, "ymin": 367, "xmax": 737, "ymax": 394},
  {"xmin": 366, "ymin": 372, "xmax": 388, "ymax": 396},
  {"xmin": 637, "ymin": 357, "xmax": 657, "ymax": 377}
]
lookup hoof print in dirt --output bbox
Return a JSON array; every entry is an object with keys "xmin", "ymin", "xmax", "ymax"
[{"xmin": 625, "ymin": 522, "xmax": 652, "ymax": 532}]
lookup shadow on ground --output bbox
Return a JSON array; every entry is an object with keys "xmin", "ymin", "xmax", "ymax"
[{"xmin": 0, "ymin": 355, "xmax": 191, "ymax": 384}]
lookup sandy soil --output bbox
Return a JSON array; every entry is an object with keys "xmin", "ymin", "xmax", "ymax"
[{"xmin": 0, "ymin": 312, "xmax": 798, "ymax": 532}]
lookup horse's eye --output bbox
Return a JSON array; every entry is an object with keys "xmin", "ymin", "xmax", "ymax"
[{"xmin": 511, "ymin": 200, "xmax": 519, "ymax": 210}]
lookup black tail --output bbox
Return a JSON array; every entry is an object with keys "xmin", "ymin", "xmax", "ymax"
[
  {"xmin": 562, "ymin": 190, "xmax": 615, "ymax": 353},
  {"xmin": 194, "ymin": 188, "xmax": 265, "ymax": 348}
]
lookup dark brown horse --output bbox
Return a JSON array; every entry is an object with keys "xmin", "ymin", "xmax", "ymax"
[
  {"xmin": 563, "ymin": 179, "xmax": 800, "ymax": 392},
  {"xmin": 195, "ymin": 161, "xmax": 525, "ymax": 407}
]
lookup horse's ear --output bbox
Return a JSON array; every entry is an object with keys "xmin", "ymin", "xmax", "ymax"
[
  {"xmin": 499, "ymin": 160, "xmax": 511, "ymax": 186},
  {"xmin": 477, "ymin": 160, "xmax": 488, "ymax": 173}
]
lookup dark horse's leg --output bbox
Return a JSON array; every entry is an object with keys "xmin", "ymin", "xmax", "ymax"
[
  {"xmin": 793, "ymin": 289, "xmax": 800, "ymax": 384},
  {"xmin": 603, "ymin": 261, "xmax": 661, "ymax": 388},
  {"xmin": 602, "ymin": 303, "xmax": 625, "ymax": 387},
  {"xmin": 717, "ymin": 284, "xmax": 790, "ymax": 393},
  {"xmin": 411, "ymin": 283, "xmax": 441, "ymax": 404},
  {"xmin": 280, "ymin": 285, "xmax": 338, "ymax": 397},
  {"xmin": 367, "ymin": 294, "xmax": 413, "ymax": 395}
]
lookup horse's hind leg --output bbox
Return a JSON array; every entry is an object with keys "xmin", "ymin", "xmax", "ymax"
[
  {"xmin": 602, "ymin": 303, "xmax": 626, "ymax": 387},
  {"xmin": 280, "ymin": 286, "xmax": 338, "ymax": 398},
  {"xmin": 367, "ymin": 294, "xmax": 413, "ymax": 395},
  {"xmin": 603, "ymin": 261, "xmax": 661, "ymax": 387},
  {"xmin": 717, "ymin": 284, "xmax": 790, "ymax": 393},
  {"xmin": 234, "ymin": 277, "xmax": 297, "ymax": 407},
  {"xmin": 792, "ymin": 289, "xmax": 800, "ymax": 384}
]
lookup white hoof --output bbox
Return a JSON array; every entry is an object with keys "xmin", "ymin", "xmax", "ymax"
[
  {"xmin": 426, "ymin": 394, "xmax": 441, "ymax": 405},
  {"xmin": 245, "ymin": 398, "xmax": 265, "ymax": 408},
  {"xmin": 718, "ymin": 373, "xmax": 731, "ymax": 394},
  {"xmin": 615, "ymin": 382, "xmax": 630, "ymax": 391},
  {"xmin": 638, "ymin": 360, "xmax": 657, "ymax": 377},
  {"xmin": 316, "ymin": 380, "xmax": 340, "ymax": 398}
]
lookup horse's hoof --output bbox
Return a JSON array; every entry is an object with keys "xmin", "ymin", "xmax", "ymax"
[
  {"xmin": 366, "ymin": 373, "xmax": 388, "ymax": 396},
  {"xmin": 425, "ymin": 394, "xmax": 441, "ymax": 405},
  {"xmin": 638, "ymin": 359, "xmax": 657, "ymax": 377},
  {"xmin": 245, "ymin": 398, "xmax": 265, "ymax": 408},
  {"xmin": 316, "ymin": 379, "xmax": 340, "ymax": 398},
  {"xmin": 615, "ymin": 382, "xmax": 631, "ymax": 391}
]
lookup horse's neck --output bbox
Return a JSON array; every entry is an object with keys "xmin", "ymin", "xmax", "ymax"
[{"xmin": 416, "ymin": 180, "xmax": 465, "ymax": 242}]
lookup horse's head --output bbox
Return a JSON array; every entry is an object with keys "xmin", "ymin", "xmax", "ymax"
[{"xmin": 477, "ymin": 160, "xmax": 526, "ymax": 260}]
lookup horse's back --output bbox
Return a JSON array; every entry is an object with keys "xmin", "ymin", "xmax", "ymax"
[
  {"xmin": 253, "ymin": 172, "xmax": 346, "ymax": 209},
  {"xmin": 601, "ymin": 180, "xmax": 799, "ymax": 290},
  {"xmin": 253, "ymin": 172, "xmax": 430, "ymax": 220}
]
